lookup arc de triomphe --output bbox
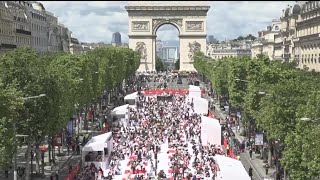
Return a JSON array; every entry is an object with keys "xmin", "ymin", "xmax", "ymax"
[{"xmin": 125, "ymin": 1, "xmax": 210, "ymax": 72}]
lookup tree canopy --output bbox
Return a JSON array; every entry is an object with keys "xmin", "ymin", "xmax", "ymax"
[
  {"xmin": 0, "ymin": 47, "xmax": 140, "ymax": 169},
  {"xmin": 194, "ymin": 52, "xmax": 320, "ymax": 179}
]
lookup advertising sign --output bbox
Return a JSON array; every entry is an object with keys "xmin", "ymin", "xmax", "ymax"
[{"xmin": 255, "ymin": 134, "xmax": 264, "ymax": 146}]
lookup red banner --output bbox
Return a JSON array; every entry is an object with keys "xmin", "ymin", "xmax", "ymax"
[{"xmin": 144, "ymin": 89, "xmax": 189, "ymax": 95}]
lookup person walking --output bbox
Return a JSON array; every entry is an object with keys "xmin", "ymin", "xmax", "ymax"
[
  {"xmin": 265, "ymin": 163, "xmax": 270, "ymax": 175},
  {"xmin": 248, "ymin": 166, "xmax": 253, "ymax": 180},
  {"xmin": 249, "ymin": 148, "xmax": 253, "ymax": 160}
]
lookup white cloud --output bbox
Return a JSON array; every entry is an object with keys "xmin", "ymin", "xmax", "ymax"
[{"xmin": 40, "ymin": 1, "xmax": 295, "ymax": 43}]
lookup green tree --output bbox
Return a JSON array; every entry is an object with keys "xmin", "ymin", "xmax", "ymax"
[
  {"xmin": 0, "ymin": 81, "xmax": 23, "ymax": 169},
  {"xmin": 175, "ymin": 59, "xmax": 180, "ymax": 70},
  {"xmin": 0, "ymin": 46, "xmax": 141, "ymax": 177},
  {"xmin": 226, "ymin": 57, "xmax": 249, "ymax": 111},
  {"xmin": 156, "ymin": 56, "xmax": 165, "ymax": 71}
]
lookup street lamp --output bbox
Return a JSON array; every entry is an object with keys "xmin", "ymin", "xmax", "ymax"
[
  {"xmin": 13, "ymin": 93, "xmax": 46, "ymax": 180},
  {"xmin": 258, "ymin": 91, "xmax": 271, "ymax": 96},
  {"xmin": 22, "ymin": 94, "xmax": 46, "ymax": 100},
  {"xmin": 300, "ymin": 117, "xmax": 319, "ymax": 122}
]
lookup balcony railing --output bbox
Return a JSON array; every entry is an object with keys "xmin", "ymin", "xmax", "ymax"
[
  {"xmin": 16, "ymin": 29, "xmax": 31, "ymax": 36},
  {"xmin": 0, "ymin": 43, "xmax": 17, "ymax": 49}
]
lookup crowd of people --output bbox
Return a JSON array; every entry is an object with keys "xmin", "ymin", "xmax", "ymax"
[
  {"xmin": 72, "ymin": 72, "xmax": 242, "ymax": 180},
  {"xmin": 99, "ymin": 87, "xmax": 227, "ymax": 180}
]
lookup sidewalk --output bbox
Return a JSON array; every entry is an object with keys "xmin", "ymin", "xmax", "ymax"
[{"xmin": 206, "ymin": 95, "xmax": 275, "ymax": 180}]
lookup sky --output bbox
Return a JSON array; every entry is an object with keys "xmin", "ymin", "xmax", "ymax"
[{"xmin": 39, "ymin": 1, "xmax": 295, "ymax": 43}]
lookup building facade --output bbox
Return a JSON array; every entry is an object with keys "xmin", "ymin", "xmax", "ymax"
[
  {"xmin": 252, "ymin": 1, "xmax": 320, "ymax": 71},
  {"xmin": 207, "ymin": 40, "xmax": 252, "ymax": 59},
  {"xmin": 251, "ymin": 19, "xmax": 282, "ymax": 60},
  {"xmin": 0, "ymin": 1, "xmax": 72, "ymax": 55},
  {"xmin": 294, "ymin": 1, "xmax": 320, "ymax": 71},
  {"xmin": 6, "ymin": 1, "xmax": 32, "ymax": 49},
  {"xmin": 69, "ymin": 37, "xmax": 83, "ymax": 55},
  {"xmin": 111, "ymin": 32, "xmax": 122, "ymax": 46},
  {"xmin": 58, "ymin": 23, "xmax": 71, "ymax": 53},
  {"xmin": 159, "ymin": 46, "xmax": 179, "ymax": 63},
  {"xmin": 29, "ymin": 2, "xmax": 48, "ymax": 55},
  {"xmin": 0, "ymin": 1, "xmax": 16, "ymax": 54}
]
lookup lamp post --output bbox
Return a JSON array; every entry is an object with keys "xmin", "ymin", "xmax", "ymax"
[
  {"xmin": 13, "ymin": 94, "xmax": 46, "ymax": 180},
  {"xmin": 234, "ymin": 78, "xmax": 249, "ymax": 83},
  {"xmin": 258, "ymin": 91, "xmax": 271, "ymax": 96},
  {"xmin": 257, "ymin": 91, "xmax": 273, "ymax": 164}
]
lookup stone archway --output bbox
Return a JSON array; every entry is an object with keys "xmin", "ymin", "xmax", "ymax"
[{"xmin": 125, "ymin": 1, "xmax": 210, "ymax": 72}]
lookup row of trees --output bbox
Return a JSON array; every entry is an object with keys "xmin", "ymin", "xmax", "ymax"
[
  {"xmin": 194, "ymin": 53, "xmax": 320, "ymax": 179},
  {"xmin": 156, "ymin": 56, "xmax": 165, "ymax": 71},
  {"xmin": 0, "ymin": 47, "xmax": 140, "ymax": 178}
]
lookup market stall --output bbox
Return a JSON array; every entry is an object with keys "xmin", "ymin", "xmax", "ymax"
[
  {"xmin": 214, "ymin": 154, "xmax": 250, "ymax": 180},
  {"xmin": 82, "ymin": 132, "xmax": 113, "ymax": 171},
  {"xmin": 201, "ymin": 116, "xmax": 221, "ymax": 146},
  {"xmin": 124, "ymin": 92, "xmax": 139, "ymax": 105},
  {"xmin": 188, "ymin": 85, "xmax": 201, "ymax": 97},
  {"xmin": 186, "ymin": 96, "xmax": 208, "ymax": 115},
  {"xmin": 111, "ymin": 104, "xmax": 130, "ymax": 128}
]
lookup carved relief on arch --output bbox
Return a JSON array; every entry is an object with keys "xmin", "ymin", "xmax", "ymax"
[
  {"xmin": 186, "ymin": 21, "xmax": 204, "ymax": 32},
  {"xmin": 132, "ymin": 21, "xmax": 150, "ymax": 32},
  {"xmin": 188, "ymin": 41, "xmax": 201, "ymax": 61},
  {"xmin": 152, "ymin": 18, "xmax": 182, "ymax": 33},
  {"xmin": 135, "ymin": 42, "xmax": 147, "ymax": 62}
]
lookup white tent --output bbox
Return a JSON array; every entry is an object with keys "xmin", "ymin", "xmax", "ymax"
[
  {"xmin": 82, "ymin": 132, "xmax": 112, "ymax": 152},
  {"xmin": 189, "ymin": 85, "xmax": 201, "ymax": 97},
  {"xmin": 186, "ymin": 96, "xmax": 208, "ymax": 115},
  {"xmin": 111, "ymin": 104, "xmax": 129, "ymax": 116},
  {"xmin": 214, "ymin": 155, "xmax": 250, "ymax": 180},
  {"xmin": 124, "ymin": 92, "xmax": 139, "ymax": 101},
  {"xmin": 82, "ymin": 132, "xmax": 113, "ymax": 171},
  {"xmin": 124, "ymin": 92, "xmax": 139, "ymax": 105},
  {"xmin": 201, "ymin": 116, "xmax": 221, "ymax": 146}
]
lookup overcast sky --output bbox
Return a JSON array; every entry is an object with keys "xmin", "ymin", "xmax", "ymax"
[{"xmin": 39, "ymin": 1, "xmax": 295, "ymax": 43}]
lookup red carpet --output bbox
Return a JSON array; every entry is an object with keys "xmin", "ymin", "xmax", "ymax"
[
  {"xmin": 144, "ymin": 89, "xmax": 188, "ymax": 95},
  {"xmin": 168, "ymin": 149, "xmax": 176, "ymax": 153},
  {"xmin": 125, "ymin": 169, "xmax": 146, "ymax": 174}
]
